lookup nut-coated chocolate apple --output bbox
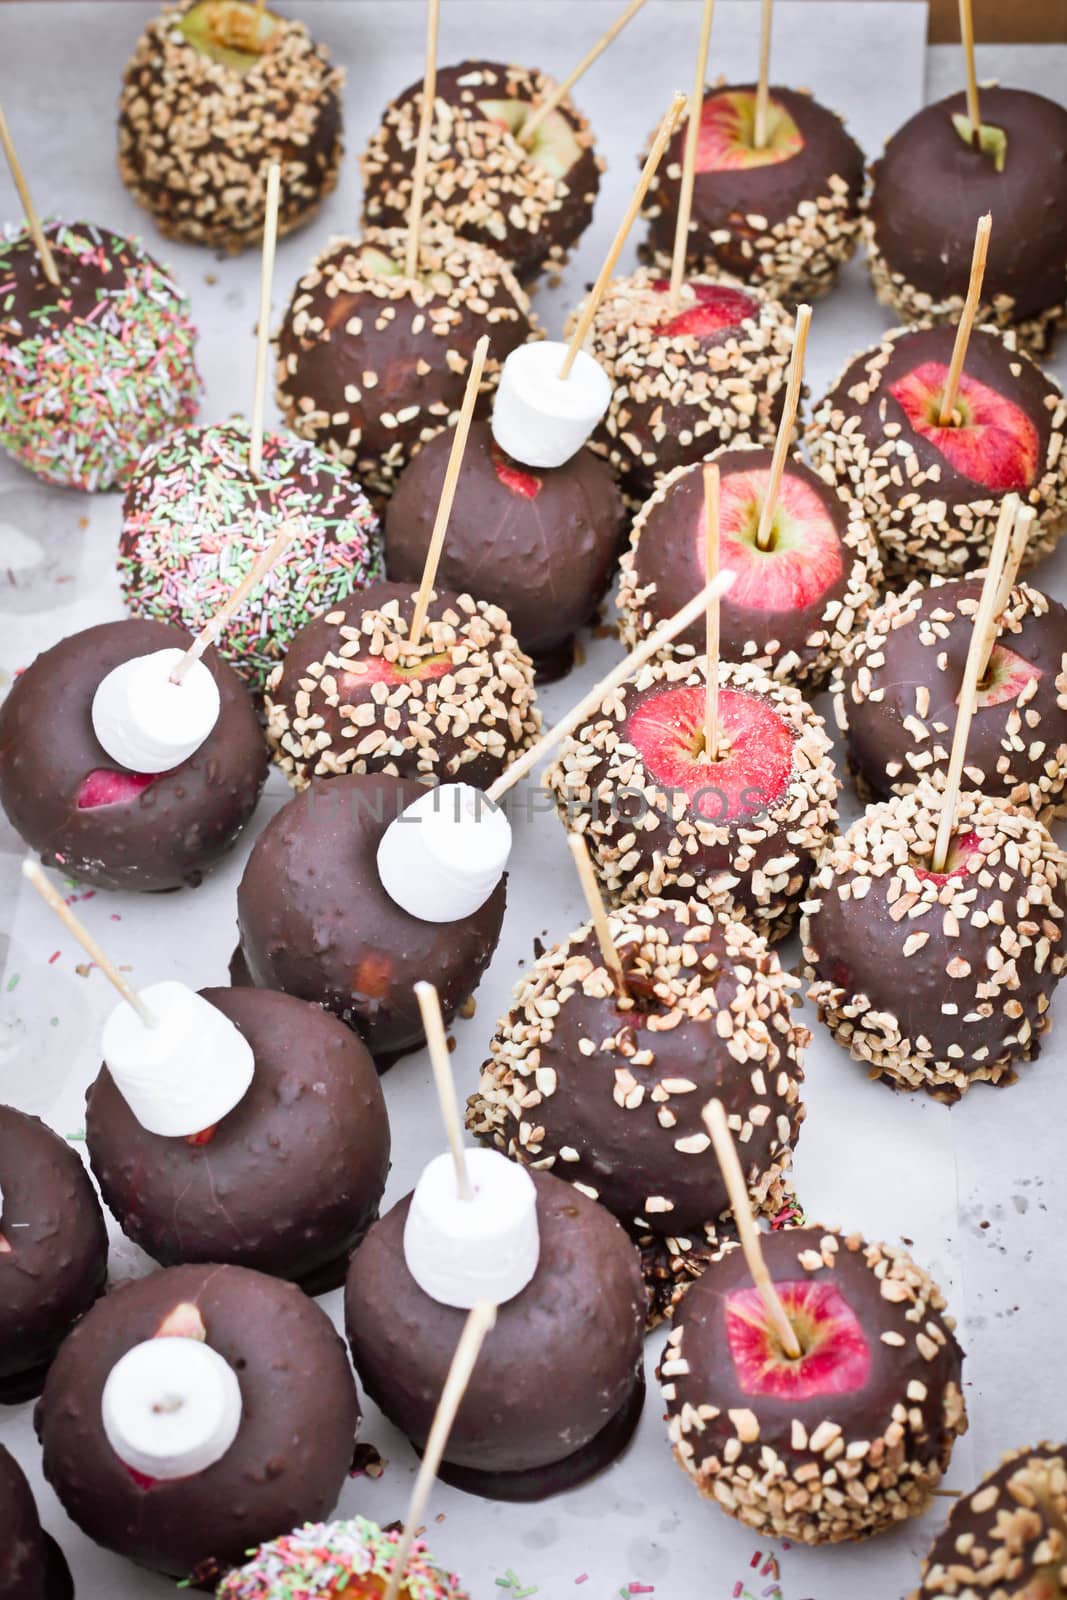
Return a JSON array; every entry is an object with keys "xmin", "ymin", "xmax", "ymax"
[
  {"xmin": 642, "ymin": 84, "xmax": 865, "ymax": 303},
  {"xmin": 546, "ymin": 655, "xmax": 838, "ymax": 943},
  {"xmin": 360, "ymin": 60, "xmax": 602, "ymax": 283},
  {"xmin": 619, "ymin": 444, "xmax": 882, "ymax": 690},
  {"xmin": 808, "ymin": 323, "xmax": 1067, "ymax": 579},
  {"xmin": 661, "ymin": 1226, "xmax": 967, "ymax": 1544}
]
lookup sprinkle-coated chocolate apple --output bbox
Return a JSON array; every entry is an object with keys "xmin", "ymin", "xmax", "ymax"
[
  {"xmin": 865, "ymin": 88, "xmax": 1067, "ymax": 356},
  {"xmin": 660, "ymin": 1226, "xmax": 967, "ymax": 1544},
  {"xmin": 0, "ymin": 1106, "xmax": 108, "ymax": 1406},
  {"xmin": 0, "ymin": 1442, "xmax": 73, "ymax": 1600},
  {"xmin": 469, "ymin": 895, "xmax": 807, "ymax": 1327},
  {"xmin": 802, "ymin": 784, "xmax": 1067, "ymax": 1100},
  {"xmin": 618, "ymin": 444, "xmax": 882, "ymax": 690},
  {"xmin": 275, "ymin": 223, "xmax": 537, "ymax": 498},
  {"xmin": 0, "ymin": 619, "xmax": 267, "ymax": 893},
  {"xmin": 345, "ymin": 1168, "xmax": 645, "ymax": 1501},
  {"xmin": 217, "ymin": 1516, "xmax": 468, "ymax": 1600},
  {"xmin": 264, "ymin": 580, "xmax": 540, "ymax": 789},
  {"xmin": 36, "ymin": 1264, "xmax": 359, "ymax": 1584},
  {"xmin": 118, "ymin": 0, "xmax": 344, "ymax": 253},
  {"xmin": 642, "ymin": 84, "xmax": 865, "ymax": 303},
  {"xmin": 571, "ymin": 268, "xmax": 796, "ymax": 502},
  {"xmin": 834, "ymin": 573, "xmax": 1067, "ymax": 820},
  {"xmin": 360, "ymin": 61, "xmax": 602, "ymax": 283},
  {"xmin": 807, "ymin": 323, "xmax": 1067, "ymax": 580},
  {"xmin": 912, "ymin": 1442, "xmax": 1067, "ymax": 1598},
  {"xmin": 385, "ymin": 419, "xmax": 624, "ymax": 681},
  {"xmin": 233, "ymin": 771, "xmax": 506, "ymax": 1067},
  {"xmin": 86, "ymin": 987, "xmax": 390, "ymax": 1294},
  {"xmin": 545, "ymin": 655, "xmax": 839, "ymax": 944}
]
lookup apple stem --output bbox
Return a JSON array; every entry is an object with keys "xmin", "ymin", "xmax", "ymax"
[
  {"xmin": 248, "ymin": 161, "xmax": 281, "ymax": 482},
  {"xmin": 486, "ymin": 567, "xmax": 737, "ymax": 803},
  {"xmin": 703, "ymin": 462, "xmax": 721, "ymax": 762},
  {"xmin": 567, "ymin": 833, "xmax": 630, "ymax": 1000},
  {"xmin": 560, "ymin": 91, "xmax": 687, "ymax": 382},
  {"xmin": 414, "ymin": 982, "xmax": 474, "ymax": 1202},
  {"xmin": 754, "ymin": 303, "xmax": 810, "ymax": 554},
  {"xmin": 21, "ymin": 860, "xmax": 158, "ymax": 1027},
  {"xmin": 408, "ymin": 335, "xmax": 488, "ymax": 649},
  {"xmin": 521, "ymin": 0, "xmax": 650, "ymax": 148},
  {"xmin": 958, "ymin": 0, "xmax": 982, "ymax": 138},
  {"xmin": 382, "ymin": 1300, "xmax": 497, "ymax": 1600},
  {"xmin": 668, "ymin": 0, "xmax": 717, "ymax": 315},
  {"xmin": 752, "ymin": 0, "xmax": 774, "ymax": 151},
  {"xmin": 0, "ymin": 102, "xmax": 60, "ymax": 287},
  {"xmin": 404, "ymin": 0, "xmax": 440, "ymax": 281},
  {"xmin": 703, "ymin": 1099, "xmax": 802, "ymax": 1360},
  {"xmin": 937, "ymin": 212, "xmax": 992, "ymax": 428},
  {"xmin": 169, "ymin": 520, "xmax": 298, "ymax": 684},
  {"xmin": 931, "ymin": 497, "xmax": 1019, "ymax": 873}
]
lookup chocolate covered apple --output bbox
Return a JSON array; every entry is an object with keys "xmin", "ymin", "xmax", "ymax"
[
  {"xmin": 218, "ymin": 1516, "xmax": 468, "ymax": 1600},
  {"xmin": 264, "ymin": 580, "xmax": 540, "ymax": 789},
  {"xmin": 118, "ymin": 0, "xmax": 344, "ymax": 252},
  {"xmin": 0, "ymin": 1443, "xmax": 73, "ymax": 1600},
  {"xmin": 912, "ymin": 1441, "xmax": 1067, "ymax": 1598},
  {"xmin": 619, "ymin": 444, "xmax": 882, "ymax": 689},
  {"xmin": 835, "ymin": 572, "xmax": 1067, "ymax": 819},
  {"xmin": 385, "ymin": 419, "xmax": 624, "ymax": 681},
  {"xmin": 469, "ymin": 895, "xmax": 807, "ymax": 1325},
  {"xmin": 802, "ymin": 784, "xmax": 1067, "ymax": 1100},
  {"xmin": 360, "ymin": 60, "xmax": 602, "ymax": 283},
  {"xmin": 0, "ymin": 1105, "xmax": 108, "ymax": 1404},
  {"xmin": 545, "ymin": 655, "xmax": 838, "ymax": 943},
  {"xmin": 573, "ymin": 269, "xmax": 795, "ymax": 502},
  {"xmin": 642, "ymin": 84, "xmax": 865, "ymax": 303},
  {"xmin": 808, "ymin": 323, "xmax": 1067, "ymax": 579},
  {"xmin": 275, "ymin": 223, "xmax": 537, "ymax": 498},
  {"xmin": 661, "ymin": 1225, "xmax": 967, "ymax": 1543},
  {"xmin": 866, "ymin": 88, "xmax": 1067, "ymax": 355}
]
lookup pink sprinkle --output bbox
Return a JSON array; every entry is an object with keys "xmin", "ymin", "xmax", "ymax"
[
  {"xmin": 629, "ymin": 1588, "xmax": 655, "ymax": 1596},
  {"xmin": 761, "ymin": 1557, "xmax": 779, "ymax": 1578},
  {"xmin": 733, "ymin": 1586, "xmax": 743, "ymax": 1599},
  {"xmin": 574, "ymin": 1580, "xmax": 588, "ymax": 1588},
  {"xmin": 750, "ymin": 1553, "xmax": 762, "ymax": 1569},
  {"xmin": 48, "ymin": 950, "xmax": 61, "ymax": 965},
  {"xmin": 110, "ymin": 913, "xmax": 122, "ymax": 921}
]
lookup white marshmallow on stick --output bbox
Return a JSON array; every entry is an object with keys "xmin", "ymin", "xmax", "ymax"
[
  {"xmin": 92, "ymin": 649, "xmax": 220, "ymax": 774},
  {"xmin": 101, "ymin": 1337, "xmax": 243, "ymax": 1481},
  {"xmin": 377, "ymin": 781, "xmax": 512, "ymax": 923}
]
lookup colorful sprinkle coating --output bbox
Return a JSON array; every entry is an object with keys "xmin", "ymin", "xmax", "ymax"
[
  {"xmin": 119, "ymin": 419, "xmax": 383, "ymax": 693},
  {"xmin": 0, "ymin": 219, "xmax": 201, "ymax": 492},
  {"xmin": 216, "ymin": 1515, "xmax": 468, "ymax": 1600}
]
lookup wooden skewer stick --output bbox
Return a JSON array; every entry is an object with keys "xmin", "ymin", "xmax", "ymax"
[
  {"xmin": 752, "ymin": 0, "xmax": 774, "ymax": 151},
  {"xmin": 248, "ymin": 161, "xmax": 281, "ymax": 481},
  {"xmin": 930, "ymin": 500, "xmax": 1017, "ymax": 873},
  {"xmin": 408, "ymin": 334, "xmax": 489, "ymax": 648},
  {"xmin": 22, "ymin": 861, "xmax": 156, "ymax": 1026},
  {"xmin": 414, "ymin": 981, "xmax": 473, "ymax": 1201},
  {"xmin": 669, "ymin": 0, "xmax": 717, "ymax": 313},
  {"xmin": 754, "ymin": 303, "xmax": 811, "ymax": 553},
  {"xmin": 703, "ymin": 463, "xmax": 721, "ymax": 761},
  {"xmin": 169, "ymin": 521, "xmax": 297, "ymax": 685},
  {"xmin": 991, "ymin": 500, "xmax": 1035, "ymax": 622},
  {"xmin": 937, "ymin": 212, "xmax": 992, "ymax": 427},
  {"xmin": 560, "ymin": 90, "xmax": 688, "ymax": 381},
  {"xmin": 382, "ymin": 1301, "xmax": 497, "ymax": 1600},
  {"xmin": 404, "ymin": 0, "xmax": 440, "ymax": 280},
  {"xmin": 521, "ymin": 0, "xmax": 649, "ymax": 146},
  {"xmin": 567, "ymin": 832, "xmax": 628, "ymax": 999},
  {"xmin": 958, "ymin": 0, "xmax": 981, "ymax": 137},
  {"xmin": 486, "ymin": 567, "xmax": 736, "ymax": 803},
  {"xmin": 0, "ymin": 102, "xmax": 59, "ymax": 287},
  {"xmin": 703, "ymin": 1099, "xmax": 801, "ymax": 1359}
]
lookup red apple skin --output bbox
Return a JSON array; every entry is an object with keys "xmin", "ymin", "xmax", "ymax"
[
  {"xmin": 889, "ymin": 361, "xmax": 1039, "ymax": 492},
  {"xmin": 725, "ymin": 1279, "xmax": 872, "ymax": 1399},
  {"xmin": 652, "ymin": 279, "xmax": 761, "ymax": 340},
  {"xmin": 76, "ymin": 768, "xmax": 162, "ymax": 809}
]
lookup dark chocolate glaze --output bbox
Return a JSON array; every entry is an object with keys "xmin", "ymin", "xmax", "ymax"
[
  {"xmin": 36, "ymin": 1263, "xmax": 359, "ymax": 1583},
  {"xmin": 0, "ymin": 1443, "xmax": 74, "ymax": 1600},
  {"xmin": 0, "ymin": 1106, "xmax": 108, "ymax": 1404},
  {"xmin": 234, "ymin": 772, "xmax": 506, "ymax": 1065},
  {"xmin": 629, "ymin": 446, "xmax": 852, "ymax": 670},
  {"xmin": 646, "ymin": 85, "xmax": 865, "ymax": 281},
  {"xmin": 345, "ymin": 1170, "xmax": 645, "ymax": 1496},
  {"xmin": 0, "ymin": 619, "xmax": 267, "ymax": 893},
  {"xmin": 869, "ymin": 88, "xmax": 1067, "ymax": 321},
  {"xmin": 1, "ymin": 224, "xmax": 134, "ymax": 332},
  {"xmin": 85, "ymin": 987, "xmax": 390, "ymax": 1291},
  {"xmin": 385, "ymin": 421, "xmax": 624, "ymax": 678}
]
